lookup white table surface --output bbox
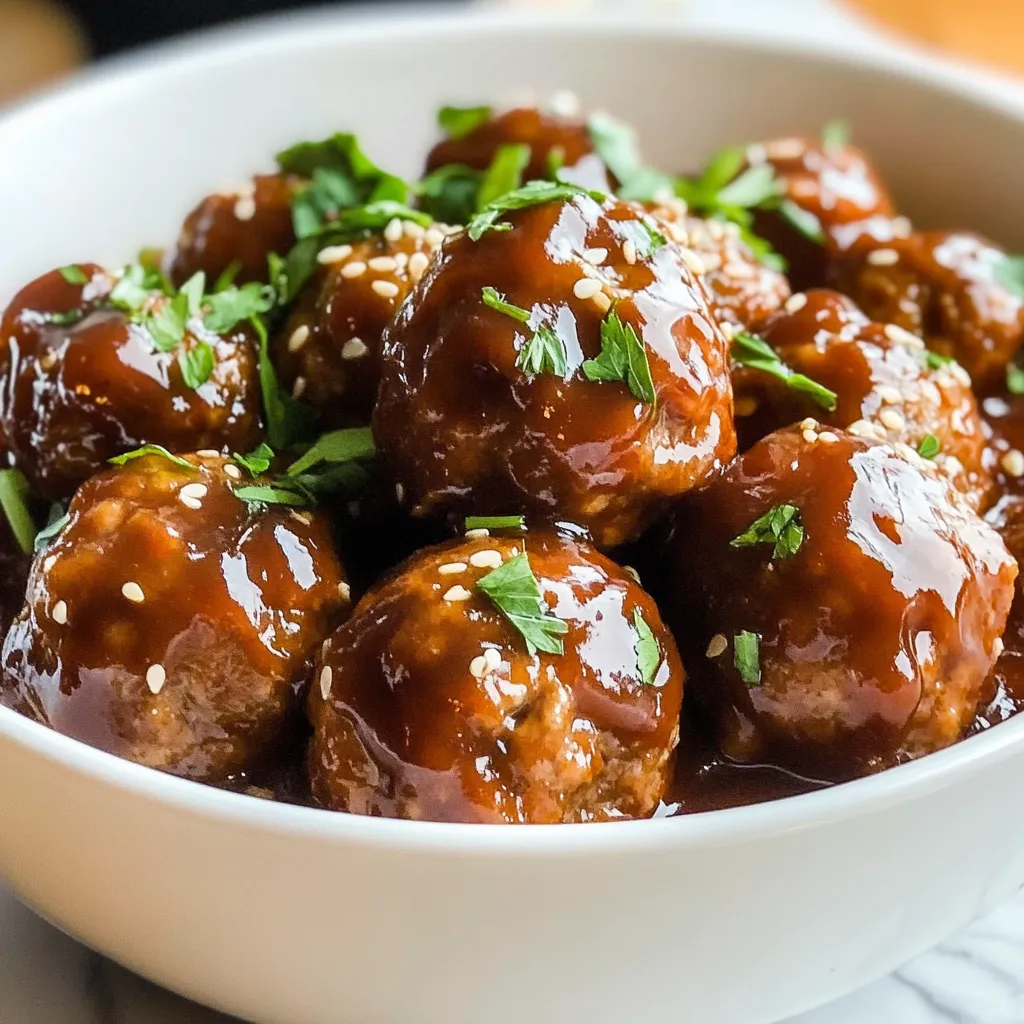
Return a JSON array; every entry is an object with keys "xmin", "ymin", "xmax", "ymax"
[{"xmin": 4, "ymin": 1, "xmax": 1024, "ymax": 1022}]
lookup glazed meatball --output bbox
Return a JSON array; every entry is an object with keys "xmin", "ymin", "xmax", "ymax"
[
  {"xmin": 832, "ymin": 232, "xmax": 1024, "ymax": 393},
  {"xmin": 748, "ymin": 136, "xmax": 900, "ymax": 289},
  {"xmin": 165, "ymin": 173, "xmax": 299, "ymax": 287},
  {"xmin": 1, "ymin": 452, "xmax": 350, "ymax": 782},
  {"xmin": 733, "ymin": 289, "xmax": 990, "ymax": 507},
  {"xmin": 425, "ymin": 106, "xmax": 611, "ymax": 193},
  {"xmin": 271, "ymin": 218, "xmax": 450, "ymax": 425},
  {"xmin": 664, "ymin": 425, "xmax": 1015, "ymax": 778},
  {"xmin": 374, "ymin": 192, "xmax": 736, "ymax": 549},
  {"xmin": 0, "ymin": 265, "xmax": 262, "ymax": 499},
  {"xmin": 308, "ymin": 528, "xmax": 684, "ymax": 823}
]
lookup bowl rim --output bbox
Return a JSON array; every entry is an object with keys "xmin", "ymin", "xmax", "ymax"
[{"xmin": 2, "ymin": 1, "xmax": 1024, "ymax": 856}]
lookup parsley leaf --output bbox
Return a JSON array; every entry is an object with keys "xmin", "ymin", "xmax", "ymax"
[
  {"xmin": 778, "ymin": 199, "xmax": 825, "ymax": 243},
  {"xmin": 59, "ymin": 265, "xmax": 88, "ymax": 285},
  {"xmin": 517, "ymin": 324, "xmax": 567, "ymax": 379},
  {"xmin": 285, "ymin": 427, "xmax": 375, "ymax": 478},
  {"xmin": 734, "ymin": 631, "xmax": 761, "ymax": 687},
  {"xmin": 476, "ymin": 144, "xmax": 531, "ymax": 212},
  {"xmin": 251, "ymin": 317, "xmax": 317, "ymax": 449},
  {"xmin": 587, "ymin": 112, "xmax": 674, "ymax": 202},
  {"xmin": 178, "ymin": 342, "xmax": 215, "ymax": 389},
  {"xmin": 233, "ymin": 443, "xmax": 275, "ymax": 477},
  {"xmin": 146, "ymin": 293, "xmax": 188, "ymax": 352},
  {"xmin": 109, "ymin": 445, "xmax": 197, "ymax": 470},
  {"xmin": 203, "ymin": 282, "xmax": 275, "ymax": 334},
  {"xmin": 582, "ymin": 310, "xmax": 656, "ymax": 404},
  {"xmin": 996, "ymin": 255, "xmax": 1024, "ymax": 299},
  {"xmin": 465, "ymin": 515, "xmax": 525, "ymax": 531},
  {"xmin": 468, "ymin": 180, "xmax": 606, "ymax": 241},
  {"xmin": 917, "ymin": 434, "xmax": 941, "ymax": 459},
  {"xmin": 34, "ymin": 506, "xmax": 70, "ymax": 552},
  {"xmin": 923, "ymin": 350, "xmax": 954, "ymax": 371},
  {"xmin": 481, "ymin": 286, "xmax": 531, "ymax": 323},
  {"xmin": 476, "ymin": 551, "xmax": 568, "ymax": 656},
  {"xmin": 416, "ymin": 163, "xmax": 483, "ymax": 225},
  {"xmin": 730, "ymin": 504, "xmax": 804, "ymax": 560},
  {"xmin": 0, "ymin": 469, "xmax": 36, "ymax": 555},
  {"xmin": 822, "ymin": 119, "xmax": 851, "ymax": 150},
  {"xmin": 1008, "ymin": 363, "xmax": 1024, "ymax": 395},
  {"xmin": 438, "ymin": 104, "xmax": 492, "ymax": 140},
  {"xmin": 731, "ymin": 331, "xmax": 837, "ymax": 412},
  {"xmin": 233, "ymin": 484, "xmax": 313, "ymax": 508},
  {"xmin": 633, "ymin": 608, "xmax": 662, "ymax": 686}
]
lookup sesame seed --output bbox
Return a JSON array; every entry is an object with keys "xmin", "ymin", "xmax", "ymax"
[
  {"xmin": 40, "ymin": 350, "xmax": 58, "ymax": 371},
  {"xmin": 800, "ymin": 418, "xmax": 819, "ymax": 431},
  {"xmin": 679, "ymin": 248, "xmax": 706, "ymax": 276},
  {"xmin": 338, "ymin": 581, "xmax": 351, "ymax": 601},
  {"xmin": 404, "ymin": 220, "xmax": 426, "ymax": 240},
  {"xmin": 802, "ymin": 428, "xmax": 819, "ymax": 443},
  {"xmin": 883, "ymin": 323, "xmax": 922, "ymax": 348},
  {"xmin": 317, "ymin": 244, "xmax": 353, "ymax": 265},
  {"xmin": 292, "ymin": 376, "xmax": 307, "ymax": 398},
  {"xmin": 234, "ymin": 195, "xmax": 256, "ymax": 221},
  {"xmin": 196, "ymin": 449, "xmax": 219, "ymax": 458},
  {"xmin": 384, "ymin": 218, "xmax": 404, "ymax": 243},
  {"xmin": 465, "ymin": 528, "xmax": 489, "ymax": 539},
  {"xmin": 223, "ymin": 464, "xmax": 242, "ymax": 480},
  {"xmin": 469, "ymin": 655, "xmax": 487, "ymax": 679},
  {"xmin": 723, "ymin": 260, "xmax": 755, "ymax": 279},
  {"xmin": 469, "ymin": 549, "xmax": 503, "ymax": 569},
  {"xmin": 180, "ymin": 496, "xmax": 202, "ymax": 510},
  {"xmin": 52, "ymin": 600, "xmax": 67, "ymax": 625},
  {"xmin": 395, "ymin": 483, "xmax": 405, "ymax": 503},
  {"xmin": 818, "ymin": 430, "xmax": 840, "ymax": 443},
  {"xmin": 573, "ymin": 278, "xmax": 603, "ymax": 300},
  {"xmin": 582, "ymin": 247, "xmax": 608, "ymax": 266},
  {"xmin": 1002, "ymin": 449, "xmax": 1024, "ymax": 477},
  {"xmin": 372, "ymin": 280, "xmax": 400, "ymax": 299},
  {"xmin": 719, "ymin": 321, "xmax": 737, "ymax": 342},
  {"xmin": 43, "ymin": 555, "xmax": 57, "ymax": 572},
  {"xmin": 287, "ymin": 325, "xmax": 310, "ymax": 353},
  {"xmin": 425, "ymin": 227, "xmax": 445, "ymax": 247},
  {"xmin": 394, "ymin": 252, "xmax": 409, "ymax": 270},
  {"xmin": 623, "ymin": 240, "xmax": 637, "ymax": 265},
  {"xmin": 369, "ymin": 255, "xmax": 399, "ymax": 273},
  {"xmin": 408, "ymin": 251, "xmax": 430, "ymax": 282},
  {"xmin": 994, "ymin": 637, "xmax": 1005, "ymax": 658},
  {"xmin": 121, "ymin": 581, "xmax": 145, "ymax": 603},
  {"xmin": 591, "ymin": 291, "xmax": 612, "ymax": 313},
  {"xmin": 438, "ymin": 562, "xmax": 467, "ymax": 575},
  {"xmin": 146, "ymin": 663, "xmax": 166, "ymax": 695},
  {"xmin": 319, "ymin": 665, "xmax": 333, "ymax": 700},
  {"xmin": 879, "ymin": 408, "xmax": 906, "ymax": 432},
  {"xmin": 867, "ymin": 248, "xmax": 899, "ymax": 266},
  {"xmin": 483, "ymin": 647, "xmax": 502, "ymax": 671},
  {"xmin": 891, "ymin": 216, "xmax": 912, "ymax": 237},
  {"xmin": 848, "ymin": 419, "xmax": 874, "ymax": 438},
  {"xmin": 950, "ymin": 363, "xmax": 972, "ymax": 387},
  {"xmin": 443, "ymin": 585, "xmax": 472, "ymax": 603},
  {"xmin": 180, "ymin": 483, "xmax": 208, "ymax": 501},
  {"xmin": 784, "ymin": 293, "xmax": 807, "ymax": 314},
  {"xmin": 705, "ymin": 633, "xmax": 728, "ymax": 658},
  {"xmin": 734, "ymin": 395, "xmax": 759, "ymax": 417},
  {"xmin": 549, "ymin": 90, "xmax": 581, "ymax": 117},
  {"xmin": 341, "ymin": 338, "xmax": 368, "ymax": 360},
  {"xmin": 877, "ymin": 385, "xmax": 902, "ymax": 405},
  {"xmin": 341, "ymin": 261, "xmax": 367, "ymax": 279},
  {"xmin": 289, "ymin": 509, "xmax": 312, "ymax": 526}
]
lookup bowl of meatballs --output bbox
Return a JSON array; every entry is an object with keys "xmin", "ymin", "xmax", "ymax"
[{"xmin": 2, "ymin": 7, "xmax": 1024, "ymax": 1024}]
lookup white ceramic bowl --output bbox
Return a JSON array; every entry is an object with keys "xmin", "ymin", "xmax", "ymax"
[{"xmin": 2, "ymin": 8, "xmax": 1024, "ymax": 1024}]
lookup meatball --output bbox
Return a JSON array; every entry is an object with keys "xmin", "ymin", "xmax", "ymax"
[
  {"xmin": 1, "ymin": 452, "xmax": 350, "ymax": 782},
  {"xmin": 425, "ymin": 106, "xmax": 610, "ymax": 193},
  {"xmin": 165, "ymin": 173, "xmax": 299, "ymax": 287},
  {"xmin": 374, "ymin": 192, "xmax": 736, "ymax": 549},
  {"xmin": 664, "ymin": 424, "xmax": 1015, "ymax": 778},
  {"xmin": 308, "ymin": 528, "xmax": 684, "ymax": 823},
  {"xmin": 648, "ymin": 196, "xmax": 791, "ymax": 331},
  {"xmin": 271, "ymin": 218, "xmax": 451, "ymax": 426},
  {"xmin": 832, "ymin": 232, "xmax": 1024, "ymax": 392},
  {"xmin": 0, "ymin": 264, "xmax": 263, "ymax": 499},
  {"xmin": 733, "ymin": 289, "xmax": 990, "ymax": 507},
  {"xmin": 748, "ymin": 136, "xmax": 900, "ymax": 289},
  {"xmin": 981, "ymin": 388, "xmax": 1024, "ymax": 502}
]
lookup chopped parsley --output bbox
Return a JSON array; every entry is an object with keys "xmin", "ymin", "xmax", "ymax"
[
  {"xmin": 233, "ymin": 484, "xmax": 314, "ymax": 508},
  {"xmin": 438, "ymin": 104, "xmax": 492, "ymax": 140},
  {"xmin": 734, "ymin": 631, "xmax": 761, "ymax": 687},
  {"xmin": 995, "ymin": 255, "xmax": 1024, "ymax": 300},
  {"xmin": 731, "ymin": 331, "xmax": 837, "ymax": 412},
  {"xmin": 917, "ymin": 434, "xmax": 941, "ymax": 459},
  {"xmin": 476, "ymin": 551, "xmax": 568, "ymax": 656},
  {"xmin": 251, "ymin": 317, "xmax": 317, "ymax": 450},
  {"xmin": 481, "ymin": 287, "xmax": 531, "ymax": 323},
  {"xmin": 1008, "ymin": 363, "xmax": 1024, "ymax": 395},
  {"xmin": 730, "ymin": 504, "xmax": 804, "ymax": 560},
  {"xmin": 465, "ymin": 515, "xmax": 526, "ymax": 531},
  {"xmin": 587, "ymin": 112, "xmax": 675, "ymax": 202},
  {"xmin": 633, "ymin": 608, "xmax": 662, "ymax": 686},
  {"xmin": 467, "ymin": 180, "xmax": 605, "ymax": 241},
  {"xmin": 0, "ymin": 469, "xmax": 36, "ymax": 554},
  {"xmin": 416, "ymin": 163, "xmax": 483, "ymax": 226},
  {"xmin": 822, "ymin": 119, "xmax": 851, "ymax": 150},
  {"xmin": 58, "ymin": 265, "xmax": 88, "ymax": 285},
  {"xmin": 777, "ymin": 199, "xmax": 825, "ymax": 244},
  {"xmin": 203, "ymin": 281, "xmax": 275, "ymax": 334},
  {"xmin": 233, "ymin": 443, "xmax": 275, "ymax": 477},
  {"xmin": 481, "ymin": 287, "xmax": 567, "ymax": 379},
  {"xmin": 34, "ymin": 506, "xmax": 70, "ymax": 552},
  {"xmin": 178, "ymin": 342, "xmax": 216, "ymax": 390},
  {"xmin": 285, "ymin": 427, "xmax": 375, "ymax": 478},
  {"xmin": 582, "ymin": 310, "xmax": 656, "ymax": 404},
  {"xmin": 108, "ymin": 445, "xmax": 197, "ymax": 470},
  {"xmin": 923, "ymin": 350, "xmax": 954, "ymax": 371},
  {"xmin": 476, "ymin": 144, "xmax": 531, "ymax": 212}
]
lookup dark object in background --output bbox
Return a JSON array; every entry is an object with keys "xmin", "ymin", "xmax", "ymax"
[{"xmin": 60, "ymin": 0, "xmax": 408, "ymax": 55}]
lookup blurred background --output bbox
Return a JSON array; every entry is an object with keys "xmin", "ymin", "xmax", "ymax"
[{"xmin": 1, "ymin": 0, "xmax": 1024, "ymax": 107}]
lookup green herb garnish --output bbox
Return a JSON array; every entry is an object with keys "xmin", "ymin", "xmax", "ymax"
[
  {"xmin": 34, "ymin": 506, "xmax": 69, "ymax": 552},
  {"xmin": 633, "ymin": 608, "xmax": 661, "ymax": 686},
  {"xmin": 476, "ymin": 144, "xmax": 531, "ymax": 212},
  {"xmin": 587, "ymin": 112, "xmax": 674, "ymax": 202},
  {"xmin": 476, "ymin": 551, "xmax": 568, "ymax": 656},
  {"xmin": 917, "ymin": 434, "xmax": 941, "ymax": 459},
  {"xmin": 233, "ymin": 484, "xmax": 313, "ymax": 508},
  {"xmin": 777, "ymin": 199, "xmax": 825, "ymax": 243},
  {"xmin": 416, "ymin": 163, "xmax": 483, "ymax": 225},
  {"xmin": 582, "ymin": 310, "xmax": 656, "ymax": 404},
  {"xmin": 731, "ymin": 504, "xmax": 804, "ymax": 560},
  {"xmin": 481, "ymin": 288, "xmax": 567, "ymax": 379},
  {"xmin": 467, "ymin": 180, "xmax": 605, "ymax": 241},
  {"xmin": 923, "ymin": 350, "xmax": 954, "ymax": 371},
  {"xmin": 285, "ymin": 427, "xmax": 375, "ymax": 478},
  {"xmin": 996, "ymin": 255, "xmax": 1024, "ymax": 300},
  {"xmin": 108, "ymin": 445, "xmax": 197, "ymax": 470},
  {"xmin": 251, "ymin": 317, "xmax": 317, "ymax": 450},
  {"xmin": 731, "ymin": 331, "xmax": 837, "ymax": 412},
  {"xmin": 822, "ymin": 119, "xmax": 851, "ymax": 150},
  {"xmin": 178, "ymin": 342, "xmax": 215, "ymax": 389},
  {"xmin": 438, "ymin": 104, "xmax": 492, "ymax": 140},
  {"xmin": 1008, "ymin": 363, "xmax": 1024, "ymax": 395},
  {"xmin": 481, "ymin": 287, "xmax": 531, "ymax": 323},
  {"xmin": 203, "ymin": 282, "xmax": 275, "ymax": 334},
  {"xmin": 58, "ymin": 265, "xmax": 88, "ymax": 286},
  {"xmin": 233, "ymin": 443, "xmax": 275, "ymax": 477},
  {"xmin": 734, "ymin": 631, "xmax": 761, "ymax": 686},
  {"xmin": 465, "ymin": 515, "xmax": 525, "ymax": 531},
  {"xmin": 0, "ymin": 469, "xmax": 36, "ymax": 554}
]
